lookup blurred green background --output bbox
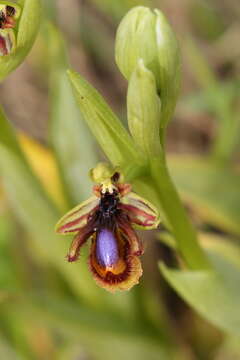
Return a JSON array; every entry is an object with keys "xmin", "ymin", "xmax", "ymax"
[{"xmin": 0, "ymin": 0, "xmax": 240, "ymax": 359}]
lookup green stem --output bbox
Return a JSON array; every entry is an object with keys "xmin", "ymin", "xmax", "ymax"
[{"xmin": 150, "ymin": 155, "xmax": 211, "ymax": 270}]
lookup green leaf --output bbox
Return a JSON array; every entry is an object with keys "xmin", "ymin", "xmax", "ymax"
[
  {"xmin": 168, "ymin": 155, "xmax": 240, "ymax": 236},
  {"xmin": 46, "ymin": 23, "xmax": 98, "ymax": 203},
  {"xmin": 160, "ymin": 252, "xmax": 240, "ymax": 336},
  {"xmin": 67, "ymin": 69, "xmax": 141, "ymax": 169},
  {"xmin": 0, "ymin": 0, "xmax": 41, "ymax": 81},
  {"xmin": 149, "ymin": 157, "xmax": 210, "ymax": 270},
  {"xmin": 127, "ymin": 59, "xmax": 161, "ymax": 158}
]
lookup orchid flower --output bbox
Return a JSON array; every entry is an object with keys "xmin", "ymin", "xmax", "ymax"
[{"xmin": 56, "ymin": 163, "xmax": 160, "ymax": 292}]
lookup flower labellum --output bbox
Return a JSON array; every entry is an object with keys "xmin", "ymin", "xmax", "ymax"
[
  {"xmin": 0, "ymin": 2, "xmax": 21, "ymax": 55},
  {"xmin": 96, "ymin": 228, "xmax": 119, "ymax": 267},
  {"xmin": 55, "ymin": 163, "xmax": 160, "ymax": 292}
]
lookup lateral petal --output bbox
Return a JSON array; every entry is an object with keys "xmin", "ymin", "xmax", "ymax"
[
  {"xmin": 55, "ymin": 196, "xmax": 99, "ymax": 234},
  {"xmin": 119, "ymin": 192, "xmax": 160, "ymax": 229},
  {"xmin": 67, "ymin": 227, "xmax": 93, "ymax": 262},
  {"xmin": 117, "ymin": 216, "xmax": 144, "ymax": 256}
]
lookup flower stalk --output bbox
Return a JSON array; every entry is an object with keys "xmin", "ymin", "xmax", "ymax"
[{"xmin": 149, "ymin": 156, "xmax": 210, "ymax": 270}]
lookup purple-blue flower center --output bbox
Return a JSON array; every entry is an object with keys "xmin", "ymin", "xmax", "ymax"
[{"xmin": 96, "ymin": 228, "xmax": 119, "ymax": 267}]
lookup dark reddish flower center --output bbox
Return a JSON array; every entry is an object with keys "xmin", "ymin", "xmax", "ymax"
[{"xmin": 99, "ymin": 190, "xmax": 119, "ymax": 219}]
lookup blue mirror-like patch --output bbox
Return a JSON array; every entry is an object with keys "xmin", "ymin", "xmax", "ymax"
[{"xmin": 96, "ymin": 228, "xmax": 119, "ymax": 267}]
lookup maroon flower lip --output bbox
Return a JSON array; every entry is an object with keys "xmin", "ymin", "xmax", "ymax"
[{"xmin": 55, "ymin": 170, "xmax": 160, "ymax": 292}]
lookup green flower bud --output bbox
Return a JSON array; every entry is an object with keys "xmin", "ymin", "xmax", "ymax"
[
  {"xmin": 0, "ymin": 0, "xmax": 41, "ymax": 81},
  {"xmin": 127, "ymin": 59, "xmax": 161, "ymax": 158},
  {"xmin": 115, "ymin": 6, "xmax": 181, "ymax": 130},
  {"xmin": 115, "ymin": 7, "xmax": 158, "ymax": 83}
]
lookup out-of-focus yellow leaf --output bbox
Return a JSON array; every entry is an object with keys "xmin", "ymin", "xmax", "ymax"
[{"xmin": 18, "ymin": 132, "xmax": 68, "ymax": 211}]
